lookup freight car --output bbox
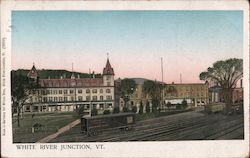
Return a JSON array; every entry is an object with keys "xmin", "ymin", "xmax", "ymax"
[
  {"xmin": 81, "ymin": 112, "xmax": 136, "ymax": 136},
  {"xmin": 205, "ymin": 103, "xmax": 226, "ymax": 114}
]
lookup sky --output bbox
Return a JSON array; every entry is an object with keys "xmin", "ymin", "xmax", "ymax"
[{"xmin": 12, "ymin": 11, "xmax": 243, "ymax": 83}]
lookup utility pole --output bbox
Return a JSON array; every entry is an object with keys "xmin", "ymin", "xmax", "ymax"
[
  {"xmin": 161, "ymin": 57, "xmax": 164, "ymax": 109},
  {"xmin": 180, "ymin": 73, "xmax": 182, "ymax": 84}
]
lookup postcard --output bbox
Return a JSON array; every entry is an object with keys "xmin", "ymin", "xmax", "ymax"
[{"xmin": 1, "ymin": 0, "xmax": 249, "ymax": 157}]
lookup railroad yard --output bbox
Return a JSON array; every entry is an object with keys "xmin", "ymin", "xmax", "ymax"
[{"xmin": 51, "ymin": 108, "xmax": 244, "ymax": 142}]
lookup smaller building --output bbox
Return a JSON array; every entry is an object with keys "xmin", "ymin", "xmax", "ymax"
[
  {"xmin": 164, "ymin": 82, "xmax": 209, "ymax": 107},
  {"xmin": 209, "ymin": 85, "xmax": 243, "ymax": 104}
]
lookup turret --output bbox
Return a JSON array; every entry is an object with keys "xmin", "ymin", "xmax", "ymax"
[
  {"xmin": 103, "ymin": 58, "xmax": 114, "ymax": 86},
  {"xmin": 27, "ymin": 63, "xmax": 38, "ymax": 80}
]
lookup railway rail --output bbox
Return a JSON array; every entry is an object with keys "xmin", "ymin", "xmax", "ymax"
[{"xmin": 50, "ymin": 111, "xmax": 244, "ymax": 142}]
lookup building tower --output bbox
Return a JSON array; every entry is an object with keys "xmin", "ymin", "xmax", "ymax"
[
  {"xmin": 103, "ymin": 58, "xmax": 114, "ymax": 86},
  {"xmin": 27, "ymin": 63, "xmax": 38, "ymax": 80}
]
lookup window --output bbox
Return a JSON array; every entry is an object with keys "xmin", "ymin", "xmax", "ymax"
[
  {"xmin": 53, "ymin": 90, "xmax": 57, "ymax": 95},
  {"xmin": 100, "ymin": 96, "xmax": 103, "ymax": 101},
  {"xmin": 78, "ymin": 96, "xmax": 82, "ymax": 101},
  {"xmin": 64, "ymin": 97, "xmax": 68, "ymax": 101},
  {"xmin": 100, "ymin": 89, "xmax": 103, "ymax": 93},
  {"xmin": 54, "ymin": 97, "xmax": 58, "ymax": 102},
  {"xmin": 106, "ymin": 89, "xmax": 111, "ymax": 93},
  {"xmin": 46, "ymin": 90, "xmax": 50, "ymax": 94},
  {"xmin": 86, "ymin": 89, "xmax": 90, "ymax": 93},
  {"xmin": 30, "ymin": 97, "xmax": 33, "ymax": 103},
  {"xmin": 49, "ymin": 97, "xmax": 53, "ymax": 102},
  {"xmin": 86, "ymin": 96, "xmax": 91, "ymax": 101},
  {"xmin": 43, "ymin": 97, "xmax": 47, "ymax": 102},
  {"xmin": 59, "ymin": 90, "xmax": 62, "ymax": 94},
  {"xmin": 78, "ymin": 89, "xmax": 82, "ymax": 94},
  {"xmin": 71, "ymin": 97, "xmax": 75, "ymax": 101},
  {"xmin": 106, "ymin": 95, "xmax": 112, "ymax": 100},
  {"xmin": 99, "ymin": 104, "xmax": 104, "ymax": 109},
  {"xmin": 107, "ymin": 82, "xmax": 111, "ymax": 86},
  {"xmin": 59, "ymin": 97, "xmax": 63, "ymax": 102},
  {"xmin": 92, "ymin": 89, "xmax": 97, "ymax": 93},
  {"xmin": 42, "ymin": 90, "xmax": 46, "ymax": 95},
  {"xmin": 64, "ymin": 90, "xmax": 68, "ymax": 94},
  {"xmin": 92, "ymin": 96, "xmax": 97, "ymax": 101},
  {"xmin": 70, "ymin": 90, "xmax": 74, "ymax": 94}
]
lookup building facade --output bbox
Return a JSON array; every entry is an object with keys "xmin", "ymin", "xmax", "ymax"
[
  {"xmin": 23, "ymin": 58, "xmax": 115, "ymax": 115},
  {"xmin": 120, "ymin": 80, "xmax": 209, "ymax": 113},
  {"xmin": 164, "ymin": 82, "xmax": 209, "ymax": 107}
]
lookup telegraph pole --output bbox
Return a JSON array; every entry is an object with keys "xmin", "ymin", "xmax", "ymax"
[{"xmin": 161, "ymin": 57, "xmax": 164, "ymax": 109}]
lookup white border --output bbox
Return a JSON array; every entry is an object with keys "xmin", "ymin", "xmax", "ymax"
[{"xmin": 1, "ymin": 0, "xmax": 249, "ymax": 157}]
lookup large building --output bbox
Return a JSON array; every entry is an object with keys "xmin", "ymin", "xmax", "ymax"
[
  {"xmin": 23, "ymin": 58, "xmax": 115, "ymax": 115},
  {"xmin": 121, "ymin": 79, "xmax": 209, "ymax": 113},
  {"xmin": 164, "ymin": 82, "xmax": 209, "ymax": 107}
]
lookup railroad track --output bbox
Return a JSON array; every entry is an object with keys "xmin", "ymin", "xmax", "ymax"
[{"xmin": 50, "ymin": 113, "xmax": 244, "ymax": 142}]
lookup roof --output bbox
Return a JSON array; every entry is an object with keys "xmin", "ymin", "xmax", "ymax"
[
  {"xmin": 27, "ymin": 65, "xmax": 38, "ymax": 78},
  {"xmin": 39, "ymin": 78, "xmax": 103, "ymax": 88},
  {"xmin": 82, "ymin": 112, "xmax": 135, "ymax": 120},
  {"xmin": 103, "ymin": 59, "xmax": 114, "ymax": 75}
]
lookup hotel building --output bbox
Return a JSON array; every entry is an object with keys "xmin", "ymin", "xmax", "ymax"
[{"xmin": 23, "ymin": 58, "xmax": 115, "ymax": 115}]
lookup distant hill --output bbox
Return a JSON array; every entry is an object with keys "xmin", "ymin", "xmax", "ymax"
[
  {"xmin": 129, "ymin": 78, "xmax": 150, "ymax": 84},
  {"xmin": 130, "ymin": 78, "xmax": 166, "ymax": 84},
  {"xmin": 11, "ymin": 69, "xmax": 102, "ymax": 79}
]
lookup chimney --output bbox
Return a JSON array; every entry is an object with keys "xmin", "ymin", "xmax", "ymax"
[
  {"xmin": 60, "ymin": 76, "xmax": 63, "ymax": 79},
  {"xmin": 78, "ymin": 74, "xmax": 80, "ymax": 79},
  {"xmin": 92, "ymin": 71, "xmax": 95, "ymax": 78}
]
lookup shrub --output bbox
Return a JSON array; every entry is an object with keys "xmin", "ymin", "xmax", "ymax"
[
  {"xmin": 139, "ymin": 101, "xmax": 143, "ymax": 114},
  {"xmin": 103, "ymin": 110, "xmax": 111, "ymax": 115},
  {"xmin": 132, "ymin": 106, "xmax": 138, "ymax": 113},
  {"xmin": 91, "ymin": 107, "xmax": 98, "ymax": 116},
  {"xmin": 113, "ymin": 107, "xmax": 120, "ymax": 114},
  {"xmin": 123, "ymin": 106, "xmax": 129, "ymax": 112},
  {"xmin": 176, "ymin": 103, "xmax": 182, "ymax": 110}
]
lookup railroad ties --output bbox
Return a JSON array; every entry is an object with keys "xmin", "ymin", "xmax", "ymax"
[{"xmin": 50, "ymin": 112, "xmax": 244, "ymax": 142}]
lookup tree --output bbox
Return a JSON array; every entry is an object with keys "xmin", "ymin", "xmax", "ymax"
[
  {"xmin": 91, "ymin": 106, "xmax": 98, "ymax": 116},
  {"xmin": 143, "ymin": 80, "xmax": 163, "ymax": 113},
  {"xmin": 181, "ymin": 99, "xmax": 188, "ymax": 109},
  {"xmin": 77, "ymin": 105, "xmax": 85, "ymax": 118},
  {"xmin": 132, "ymin": 106, "xmax": 138, "ymax": 113},
  {"xmin": 113, "ymin": 107, "xmax": 120, "ymax": 114},
  {"xmin": 120, "ymin": 79, "xmax": 136, "ymax": 109},
  {"xmin": 139, "ymin": 101, "xmax": 144, "ymax": 114},
  {"xmin": 200, "ymin": 58, "xmax": 243, "ymax": 113},
  {"xmin": 11, "ymin": 71, "xmax": 40, "ymax": 127},
  {"xmin": 146, "ymin": 101, "xmax": 150, "ymax": 113},
  {"xmin": 166, "ymin": 101, "xmax": 172, "ymax": 110}
]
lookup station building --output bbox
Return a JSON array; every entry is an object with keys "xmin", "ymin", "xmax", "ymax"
[
  {"xmin": 23, "ymin": 58, "xmax": 115, "ymax": 115},
  {"xmin": 120, "ymin": 79, "xmax": 209, "ymax": 113}
]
